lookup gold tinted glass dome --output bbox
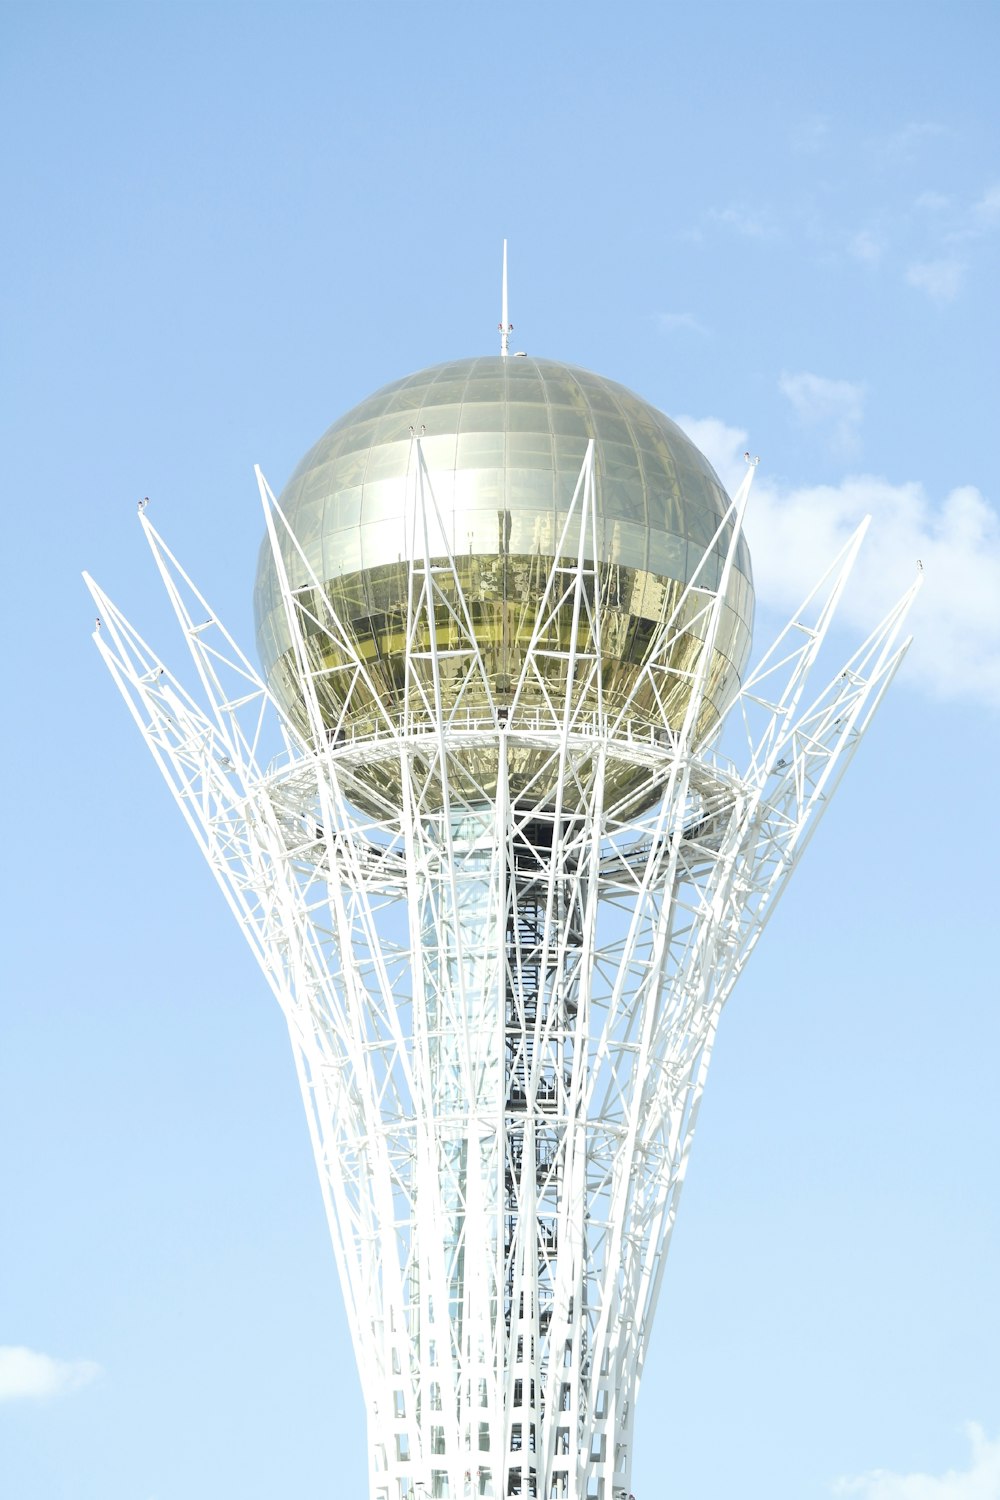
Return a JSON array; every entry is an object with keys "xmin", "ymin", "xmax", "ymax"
[{"xmin": 254, "ymin": 356, "xmax": 753, "ymax": 804}]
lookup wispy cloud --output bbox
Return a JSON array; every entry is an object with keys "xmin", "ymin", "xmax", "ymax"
[
  {"xmin": 881, "ymin": 120, "xmax": 948, "ymax": 162},
  {"xmin": 791, "ymin": 114, "xmax": 831, "ymax": 154},
  {"xmin": 901, "ymin": 180, "xmax": 1000, "ymax": 284},
  {"xmin": 656, "ymin": 311, "xmax": 710, "ymax": 337},
  {"xmin": 675, "ymin": 414, "xmax": 1000, "ymax": 711},
  {"xmin": 905, "ymin": 258, "xmax": 965, "ymax": 302},
  {"xmin": 848, "ymin": 229, "xmax": 885, "ymax": 265},
  {"xmin": 0, "ymin": 1345, "xmax": 101, "ymax": 1401},
  {"xmin": 709, "ymin": 205, "xmax": 778, "ymax": 240},
  {"xmin": 845, "ymin": 178, "xmax": 998, "ymax": 297},
  {"xmin": 778, "ymin": 371, "xmax": 866, "ymax": 458},
  {"xmin": 832, "ymin": 1423, "xmax": 1000, "ymax": 1499},
  {"xmin": 971, "ymin": 183, "xmax": 1000, "ymax": 228},
  {"xmin": 694, "ymin": 147, "xmax": 994, "ymax": 308},
  {"xmin": 900, "ymin": 182, "xmax": 1000, "ymax": 296},
  {"xmin": 915, "ymin": 190, "xmax": 950, "ymax": 212}
]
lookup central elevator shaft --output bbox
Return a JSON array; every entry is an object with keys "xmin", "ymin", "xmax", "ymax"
[
  {"xmin": 416, "ymin": 804, "xmax": 586, "ymax": 1499},
  {"xmin": 502, "ymin": 816, "xmax": 585, "ymax": 1499}
]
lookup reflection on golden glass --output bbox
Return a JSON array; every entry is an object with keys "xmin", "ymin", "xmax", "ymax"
[
  {"xmin": 254, "ymin": 356, "xmax": 755, "ymax": 811},
  {"xmin": 262, "ymin": 553, "xmax": 750, "ymax": 811}
]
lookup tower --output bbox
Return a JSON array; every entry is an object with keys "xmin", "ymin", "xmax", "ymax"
[{"xmin": 86, "ymin": 329, "xmax": 917, "ymax": 1500}]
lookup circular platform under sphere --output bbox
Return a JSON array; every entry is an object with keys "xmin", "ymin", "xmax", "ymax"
[{"xmin": 254, "ymin": 356, "xmax": 754, "ymax": 809}]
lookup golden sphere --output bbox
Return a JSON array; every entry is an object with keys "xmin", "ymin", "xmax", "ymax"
[{"xmin": 254, "ymin": 356, "xmax": 753, "ymax": 812}]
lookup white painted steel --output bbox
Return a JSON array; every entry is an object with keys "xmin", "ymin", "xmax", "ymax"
[{"xmin": 86, "ymin": 441, "xmax": 918, "ymax": 1500}]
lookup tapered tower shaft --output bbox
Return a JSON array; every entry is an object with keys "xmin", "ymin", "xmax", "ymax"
[{"xmin": 87, "ymin": 373, "xmax": 917, "ymax": 1500}]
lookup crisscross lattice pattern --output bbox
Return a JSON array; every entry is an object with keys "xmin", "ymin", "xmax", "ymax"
[{"xmin": 85, "ymin": 441, "xmax": 917, "ymax": 1500}]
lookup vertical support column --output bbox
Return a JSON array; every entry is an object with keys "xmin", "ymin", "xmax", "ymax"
[{"xmin": 502, "ymin": 811, "xmax": 586, "ymax": 1498}]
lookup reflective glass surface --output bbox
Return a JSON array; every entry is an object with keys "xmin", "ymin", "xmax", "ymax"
[{"xmin": 254, "ymin": 356, "xmax": 755, "ymax": 797}]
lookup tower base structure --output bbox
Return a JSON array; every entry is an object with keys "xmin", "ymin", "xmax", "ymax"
[{"xmin": 87, "ymin": 445, "xmax": 917, "ymax": 1500}]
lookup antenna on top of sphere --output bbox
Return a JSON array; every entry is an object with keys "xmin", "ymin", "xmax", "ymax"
[{"xmin": 499, "ymin": 239, "xmax": 512, "ymax": 357}]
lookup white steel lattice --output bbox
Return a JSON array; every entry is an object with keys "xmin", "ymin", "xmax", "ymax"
[{"xmin": 86, "ymin": 443, "xmax": 918, "ymax": 1500}]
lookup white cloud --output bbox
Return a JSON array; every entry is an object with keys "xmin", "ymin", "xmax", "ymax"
[
  {"xmin": 833, "ymin": 1424, "xmax": 1000, "ymax": 1499},
  {"xmin": 937, "ymin": 183, "xmax": 1000, "ymax": 248},
  {"xmin": 791, "ymin": 115, "xmax": 830, "ymax": 154},
  {"xmin": 779, "ymin": 371, "xmax": 866, "ymax": 458},
  {"xmin": 675, "ymin": 414, "xmax": 1000, "ymax": 711},
  {"xmin": 849, "ymin": 229, "xmax": 885, "ymax": 265},
  {"xmin": 972, "ymin": 183, "xmax": 1000, "ymax": 227},
  {"xmin": 0, "ymin": 1345, "xmax": 101, "ymax": 1401},
  {"xmin": 882, "ymin": 121, "xmax": 947, "ymax": 161},
  {"xmin": 709, "ymin": 205, "xmax": 777, "ymax": 240},
  {"xmin": 905, "ymin": 258, "xmax": 965, "ymax": 302},
  {"xmin": 657, "ymin": 311, "xmax": 709, "ymax": 337},
  {"xmin": 915, "ymin": 190, "xmax": 950, "ymax": 212}
]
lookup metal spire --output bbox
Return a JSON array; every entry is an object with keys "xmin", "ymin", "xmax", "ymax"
[{"xmin": 499, "ymin": 238, "xmax": 512, "ymax": 356}]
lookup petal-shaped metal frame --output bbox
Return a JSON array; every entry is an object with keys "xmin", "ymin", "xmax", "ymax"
[{"xmin": 85, "ymin": 441, "xmax": 918, "ymax": 1500}]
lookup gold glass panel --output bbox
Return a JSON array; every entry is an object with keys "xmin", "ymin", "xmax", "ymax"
[{"xmin": 254, "ymin": 356, "xmax": 755, "ymax": 812}]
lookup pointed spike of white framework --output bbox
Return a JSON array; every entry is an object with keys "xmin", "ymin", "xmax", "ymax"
[{"xmin": 89, "ymin": 444, "xmax": 917, "ymax": 1500}]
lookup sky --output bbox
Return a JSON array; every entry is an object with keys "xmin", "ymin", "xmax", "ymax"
[{"xmin": 1, "ymin": 2, "xmax": 998, "ymax": 1498}]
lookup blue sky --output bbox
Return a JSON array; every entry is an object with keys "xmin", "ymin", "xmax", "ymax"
[{"xmin": 1, "ymin": 3, "xmax": 998, "ymax": 1498}]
